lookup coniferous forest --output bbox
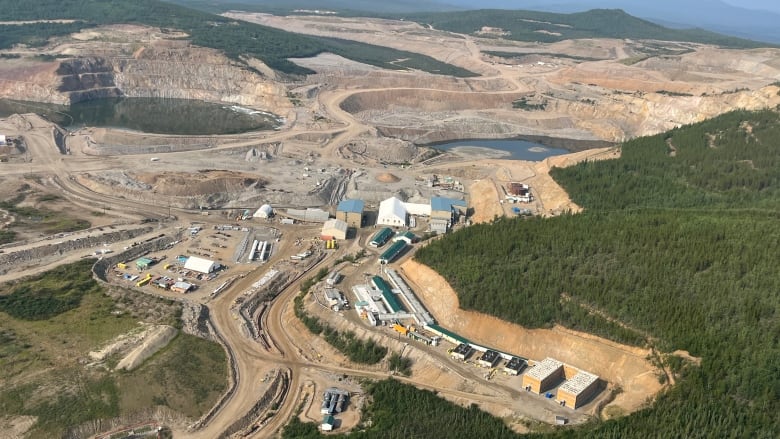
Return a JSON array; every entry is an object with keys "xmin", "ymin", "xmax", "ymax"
[{"xmin": 414, "ymin": 109, "xmax": 780, "ymax": 437}]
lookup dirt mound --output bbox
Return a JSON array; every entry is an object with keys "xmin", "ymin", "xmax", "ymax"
[
  {"xmin": 375, "ymin": 172, "xmax": 401, "ymax": 183},
  {"xmin": 115, "ymin": 325, "xmax": 178, "ymax": 371},
  {"xmin": 134, "ymin": 170, "xmax": 266, "ymax": 196},
  {"xmin": 400, "ymin": 259, "xmax": 663, "ymax": 416}
]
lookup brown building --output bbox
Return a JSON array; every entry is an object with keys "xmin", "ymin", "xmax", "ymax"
[
  {"xmin": 336, "ymin": 199, "xmax": 364, "ymax": 228},
  {"xmin": 557, "ymin": 371, "xmax": 600, "ymax": 409},
  {"xmin": 522, "ymin": 358, "xmax": 564, "ymax": 394}
]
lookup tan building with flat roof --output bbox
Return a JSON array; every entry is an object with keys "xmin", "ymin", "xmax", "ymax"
[
  {"xmin": 522, "ymin": 357, "xmax": 564, "ymax": 394},
  {"xmin": 557, "ymin": 371, "xmax": 600, "ymax": 409}
]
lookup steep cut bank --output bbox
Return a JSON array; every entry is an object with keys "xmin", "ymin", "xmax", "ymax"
[
  {"xmin": 0, "ymin": 25, "xmax": 292, "ymax": 114},
  {"xmin": 399, "ymin": 259, "xmax": 663, "ymax": 415}
]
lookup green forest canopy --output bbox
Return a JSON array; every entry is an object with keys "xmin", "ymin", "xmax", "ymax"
[
  {"xmin": 0, "ymin": 0, "xmax": 476, "ymax": 77},
  {"xmin": 414, "ymin": 109, "xmax": 780, "ymax": 437}
]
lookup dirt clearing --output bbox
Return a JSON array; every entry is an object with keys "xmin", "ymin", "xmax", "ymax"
[{"xmin": 400, "ymin": 259, "xmax": 663, "ymax": 415}]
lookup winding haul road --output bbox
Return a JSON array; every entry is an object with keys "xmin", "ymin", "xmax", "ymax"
[{"xmin": 2, "ymin": 26, "xmax": 574, "ymax": 438}]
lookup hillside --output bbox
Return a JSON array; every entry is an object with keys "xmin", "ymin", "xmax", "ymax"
[
  {"xmin": 391, "ymin": 8, "xmax": 771, "ymax": 48},
  {"xmin": 0, "ymin": 0, "xmax": 475, "ymax": 77},
  {"xmin": 414, "ymin": 109, "xmax": 780, "ymax": 436}
]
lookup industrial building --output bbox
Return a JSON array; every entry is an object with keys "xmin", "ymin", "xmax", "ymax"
[
  {"xmin": 384, "ymin": 268, "xmax": 434, "ymax": 326},
  {"xmin": 135, "ymin": 257, "xmax": 154, "ymax": 270},
  {"xmin": 321, "ymin": 218, "xmax": 348, "ymax": 240},
  {"xmin": 557, "ymin": 371, "xmax": 600, "ymax": 409},
  {"xmin": 369, "ymin": 227, "xmax": 394, "ymax": 247},
  {"xmin": 321, "ymin": 388, "xmax": 349, "ymax": 415},
  {"xmin": 392, "ymin": 231, "xmax": 417, "ymax": 245},
  {"xmin": 336, "ymin": 199, "xmax": 365, "ymax": 227},
  {"xmin": 171, "ymin": 281, "xmax": 192, "ymax": 293},
  {"xmin": 326, "ymin": 270, "xmax": 342, "ymax": 286},
  {"xmin": 378, "ymin": 240, "xmax": 406, "ymax": 264},
  {"xmin": 430, "ymin": 197, "xmax": 467, "ymax": 234},
  {"xmin": 321, "ymin": 415, "xmax": 335, "ymax": 431},
  {"xmin": 478, "ymin": 350, "xmax": 501, "ymax": 368},
  {"xmin": 504, "ymin": 357, "xmax": 527, "ymax": 375},
  {"xmin": 184, "ymin": 256, "xmax": 220, "ymax": 274},
  {"xmin": 371, "ymin": 276, "xmax": 404, "ymax": 313},
  {"xmin": 425, "ymin": 324, "xmax": 470, "ymax": 345},
  {"xmin": 285, "ymin": 208, "xmax": 330, "ymax": 223},
  {"xmin": 253, "ymin": 204, "xmax": 274, "ymax": 218},
  {"xmin": 451, "ymin": 343, "xmax": 474, "ymax": 361},
  {"xmin": 507, "ymin": 183, "xmax": 533, "ymax": 203},
  {"xmin": 377, "ymin": 197, "xmax": 407, "ymax": 227},
  {"xmin": 522, "ymin": 358, "xmax": 564, "ymax": 394}
]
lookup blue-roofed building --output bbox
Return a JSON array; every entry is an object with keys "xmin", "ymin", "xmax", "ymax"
[
  {"xmin": 336, "ymin": 199, "xmax": 365, "ymax": 227},
  {"xmin": 430, "ymin": 197, "xmax": 467, "ymax": 234}
]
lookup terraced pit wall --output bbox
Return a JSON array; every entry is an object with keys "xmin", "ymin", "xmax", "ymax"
[{"xmin": 0, "ymin": 226, "xmax": 153, "ymax": 276}]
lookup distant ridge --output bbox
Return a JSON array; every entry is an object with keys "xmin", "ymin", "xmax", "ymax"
[{"xmin": 388, "ymin": 8, "xmax": 772, "ymax": 48}]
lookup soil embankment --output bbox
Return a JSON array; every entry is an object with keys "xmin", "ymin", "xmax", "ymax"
[{"xmin": 400, "ymin": 259, "xmax": 663, "ymax": 415}]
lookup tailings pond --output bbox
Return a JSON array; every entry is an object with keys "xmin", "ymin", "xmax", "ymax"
[
  {"xmin": 0, "ymin": 97, "xmax": 283, "ymax": 135},
  {"xmin": 429, "ymin": 137, "xmax": 612, "ymax": 160}
]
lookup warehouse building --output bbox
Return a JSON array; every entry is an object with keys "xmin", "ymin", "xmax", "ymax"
[
  {"xmin": 321, "ymin": 415, "xmax": 335, "ymax": 431},
  {"xmin": 430, "ymin": 197, "xmax": 467, "ymax": 234},
  {"xmin": 336, "ymin": 199, "xmax": 365, "ymax": 227},
  {"xmin": 504, "ymin": 357, "xmax": 527, "ymax": 375},
  {"xmin": 451, "ymin": 343, "xmax": 474, "ymax": 361},
  {"xmin": 478, "ymin": 349, "xmax": 501, "ymax": 368},
  {"xmin": 522, "ymin": 358, "xmax": 564, "ymax": 394},
  {"xmin": 253, "ymin": 204, "xmax": 273, "ymax": 219},
  {"xmin": 377, "ymin": 197, "xmax": 407, "ymax": 227},
  {"xmin": 557, "ymin": 371, "xmax": 600, "ymax": 409},
  {"xmin": 184, "ymin": 256, "xmax": 220, "ymax": 274},
  {"xmin": 321, "ymin": 218, "xmax": 348, "ymax": 240}
]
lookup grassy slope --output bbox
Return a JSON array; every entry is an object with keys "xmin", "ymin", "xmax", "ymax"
[
  {"xmin": 0, "ymin": 260, "xmax": 226, "ymax": 437},
  {"xmin": 0, "ymin": 0, "xmax": 476, "ymax": 77},
  {"xmin": 413, "ymin": 109, "xmax": 780, "ymax": 437}
]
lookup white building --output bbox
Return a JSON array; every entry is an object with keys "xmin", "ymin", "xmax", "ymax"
[
  {"xmin": 0, "ymin": 134, "xmax": 6, "ymax": 146},
  {"xmin": 184, "ymin": 256, "xmax": 220, "ymax": 274},
  {"xmin": 377, "ymin": 197, "xmax": 407, "ymax": 227},
  {"xmin": 321, "ymin": 218, "xmax": 348, "ymax": 240},
  {"xmin": 253, "ymin": 204, "xmax": 273, "ymax": 218}
]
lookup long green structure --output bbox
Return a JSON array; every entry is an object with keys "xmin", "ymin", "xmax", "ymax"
[
  {"xmin": 370, "ymin": 227, "xmax": 394, "ymax": 247},
  {"xmin": 379, "ymin": 241, "xmax": 406, "ymax": 264},
  {"xmin": 371, "ymin": 276, "xmax": 404, "ymax": 313}
]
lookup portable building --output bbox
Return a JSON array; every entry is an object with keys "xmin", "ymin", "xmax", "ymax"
[
  {"xmin": 321, "ymin": 218, "xmax": 348, "ymax": 240},
  {"xmin": 184, "ymin": 256, "xmax": 219, "ymax": 274},
  {"xmin": 377, "ymin": 197, "xmax": 407, "ymax": 227},
  {"xmin": 557, "ymin": 371, "xmax": 600, "ymax": 409},
  {"xmin": 321, "ymin": 415, "xmax": 335, "ymax": 431},
  {"xmin": 522, "ymin": 358, "xmax": 564, "ymax": 394},
  {"xmin": 171, "ymin": 281, "xmax": 193, "ymax": 294},
  {"xmin": 393, "ymin": 231, "xmax": 417, "ymax": 245},
  {"xmin": 369, "ymin": 227, "xmax": 394, "ymax": 248},
  {"xmin": 371, "ymin": 276, "xmax": 404, "ymax": 313},
  {"xmin": 336, "ymin": 199, "xmax": 365, "ymax": 227},
  {"xmin": 379, "ymin": 241, "xmax": 406, "ymax": 264},
  {"xmin": 135, "ymin": 257, "xmax": 154, "ymax": 270}
]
